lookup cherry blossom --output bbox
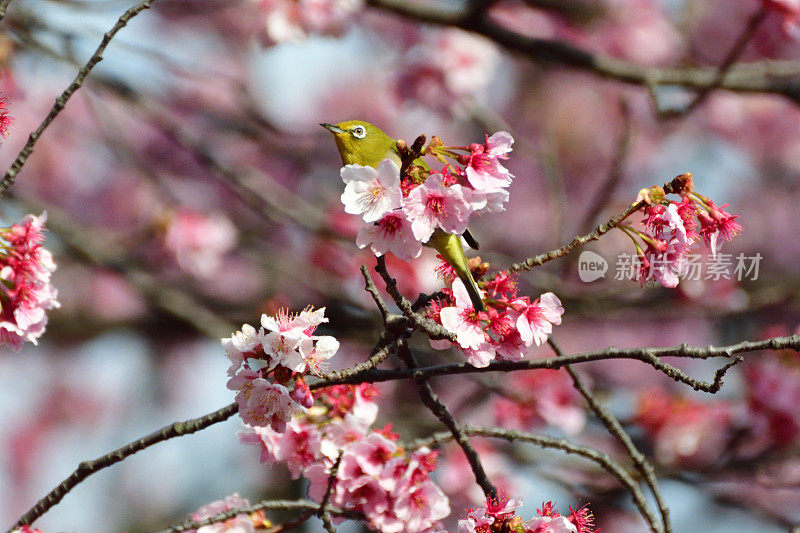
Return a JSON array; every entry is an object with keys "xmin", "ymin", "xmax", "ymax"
[
  {"xmin": 341, "ymin": 159, "xmax": 402, "ymax": 223},
  {"xmin": 356, "ymin": 211, "xmax": 423, "ymax": 262},
  {"xmin": 440, "ymin": 278, "xmax": 487, "ymax": 351},
  {"xmin": 402, "ymin": 172, "xmax": 472, "ymax": 242},
  {"xmin": 256, "ymin": 0, "xmax": 362, "ymax": 44},
  {"xmin": 189, "ymin": 493, "xmax": 255, "ymax": 533},
  {"xmin": 509, "ymin": 292, "xmax": 564, "ymax": 348},
  {"xmin": 162, "ymin": 210, "xmax": 237, "ymax": 278},
  {"xmin": 465, "ymin": 132, "xmax": 514, "ymax": 191}
]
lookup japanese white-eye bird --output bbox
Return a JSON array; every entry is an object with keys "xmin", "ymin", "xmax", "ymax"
[{"xmin": 321, "ymin": 120, "xmax": 485, "ymax": 312}]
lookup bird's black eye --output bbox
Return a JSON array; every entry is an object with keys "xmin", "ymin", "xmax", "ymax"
[{"xmin": 352, "ymin": 125, "xmax": 366, "ymax": 139}]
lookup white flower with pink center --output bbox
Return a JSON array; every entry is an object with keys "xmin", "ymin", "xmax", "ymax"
[
  {"xmin": 356, "ymin": 211, "xmax": 423, "ymax": 262},
  {"xmin": 296, "ymin": 335, "xmax": 339, "ymax": 375},
  {"xmin": 341, "ymin": 159, "xmax": 402, "ymax": 223},
  {"xmin": 465, "ymin": 131, "xmax": 514, "ymax": 191},
  {"xmin": 510, "ymin": 292, "xmax": 564, "ymax": 347},
  {"xmin": 190, "ymin": 493, "xmax": 254, "ymax": 533},
  {"xmin": 440, "ymin": 279, "xmax": 487, "ymax": 351},
  {"xmin": 401, "ymin": 172, "xmax": 472, "ymax": 242}
]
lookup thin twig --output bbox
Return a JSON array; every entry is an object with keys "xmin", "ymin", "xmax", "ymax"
[
  {"xmin": 318, "ymin": 452, "xmax": 344, "ymax": 533},
  {"xmin": 509, "ymin": 175, "xmax": 686, "ymax": 273},
  {"xmin": 548, "ymin": 338, "xmax": 670, "ymax": 533},
  {"xmin": 361, "ymin": 264, "xmax": 390, "ymax": 324},
  {"xmin": 578, "ymin": 100, "xmax": 633, "ymax": 231},
  {"xmin": 0, "ymin": 0, "xmax": 156, "ymax": 195},
  {"xmin": 9, "ymin": 403, "xmax": 239, "ymax": 532},
  {"xmin": 397, "ymin": 341, "xmax": 497, "ymax": 499}
]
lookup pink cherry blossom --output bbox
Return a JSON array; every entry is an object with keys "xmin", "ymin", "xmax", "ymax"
[
  {"xmin": 510, "ymin": 292, "xmax": 564, "ymax": 347},
  {"xmin": 231, "ymin": 374, "xmax": 298, "ymax": 432},
  {"xmin": 162, "ymin": 210, "xmax": 237, "ymax": 278},
  {"xmin": 356, "ymin": 211, "xmax": 423, "ymax": 262},
  {"xmin": 341, "ymin": 159, "xmax": 402, "ymax": 223},
  {"xmin": 636, "ymin": 203, "xmax": 692, "ymax": 288},
  {"xmin": 465, "ymin": 131, "xmax": 514, "ymax": 191},
  {"xmin": 401, "ymin": 172, "xmax": 472, "ymax": 242},
  {"xmin": 439, "ymin": 279, "xmax": 487, "ymax": 352},
  {"xmin": 257, "ymin": 0, "xmax": 362, "ymax": 44},
  {"xmin": 241, "ymin": 419, "xmax": 321, "ymax": 478},
  {"xmin": 190, "ymin": 493, "xmax": 254, "ymax": 533}
]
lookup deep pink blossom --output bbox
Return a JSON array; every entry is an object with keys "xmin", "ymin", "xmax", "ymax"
[
  {"xmin": 509, "ymin": 292, "xmax": 564, "ymax": 347},
  {"xmin": 465, "ymin": 131, "xmax": 514, "ymax": 191},
  {"xmin": 0, "ymin": 213, "xmax": 59, "ymax": 350}
]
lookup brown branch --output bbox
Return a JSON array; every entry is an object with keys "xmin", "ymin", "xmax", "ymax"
[
  {"xmin": 0, "ymin": 0, "xmax": 156, "ymax": 195},
  {"xmin": 311, "ymin": 334, "xmax": 799, "ymax": 389},
  {"xmin": 549, "ymin": 338, "xmax": 670, "ymax": 533},
  {"xmin": 9, "ymin": 403, "xmax": 239, "ymax": 532}
]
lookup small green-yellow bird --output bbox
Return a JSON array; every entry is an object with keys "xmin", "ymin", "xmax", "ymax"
[{"xmin": 321, "ymin": 120, "xmax": 485, "ymax": 312}]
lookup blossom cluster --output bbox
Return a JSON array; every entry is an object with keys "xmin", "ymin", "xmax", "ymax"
[
  {"xmin": 223, "ymin": 306, "xmax": 339, "ymax": 432},
  {"xmin": 427, "ymin": 264, "xmax": 564, "ymax": 368},
  {"xmin": 343, "ymin": 132, "xmax": 514, "ymax": 262},
  {"xmin": 0, "ymin": 213, "xmax": 59, "ymax": 350},
  {"xmin": 240, "ymin": 383, "xmax": 451, "ymax": 532},
  {"xmin": 451, "ymin": 496, "xmax": 594, "ymax": 533},
  {"xmin": 254, "ymin": 0, "xmax": 362, "ymax": 44},
  {"xmin": 625, "ymin": 190, "xmax": 742, "ymax": 288}
]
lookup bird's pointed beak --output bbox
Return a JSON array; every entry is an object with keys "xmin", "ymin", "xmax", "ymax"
[{"xmin": 320, "ymin": 122, "xmax": 345, "ymax": 134}]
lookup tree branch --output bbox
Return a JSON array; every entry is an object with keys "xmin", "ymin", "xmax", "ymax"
[
  {"xmin": 0, "ymin": 0, "xmax": 156, "ymax": 195},
  {"xmin": 9, "ymin": 403, "xmax": 239, "ymax": 532}
]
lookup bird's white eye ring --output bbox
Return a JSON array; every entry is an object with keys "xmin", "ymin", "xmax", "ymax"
[{"xmin": 352, "ymin": 125, "xmax": 366, "ymax": 139}]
